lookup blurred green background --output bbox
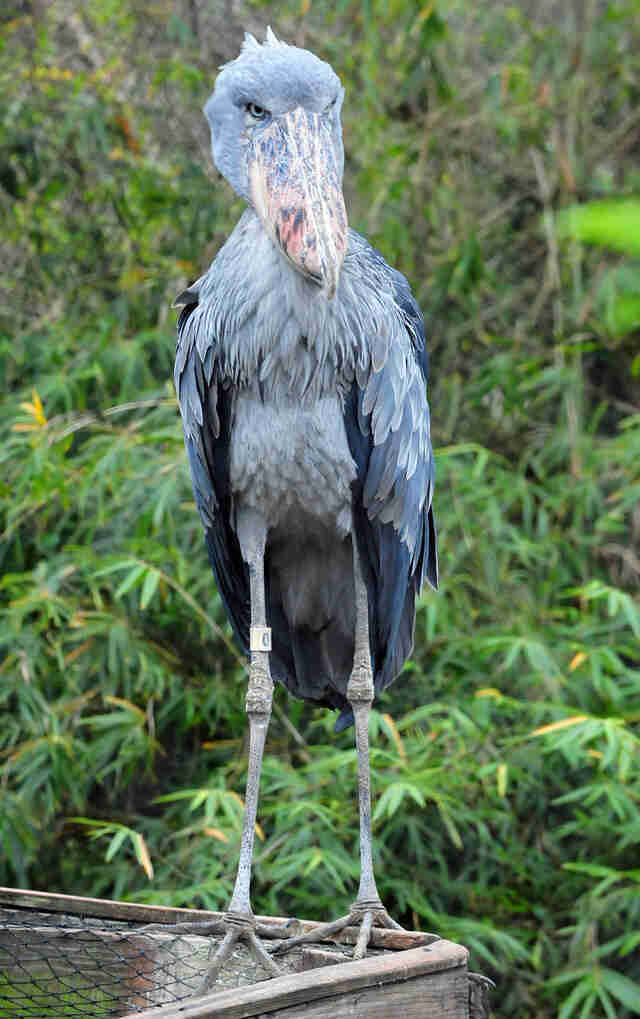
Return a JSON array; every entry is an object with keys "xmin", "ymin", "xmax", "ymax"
[{"xmin": 1, "ymin": 1, "xmax": 639, "ymax": 1016}]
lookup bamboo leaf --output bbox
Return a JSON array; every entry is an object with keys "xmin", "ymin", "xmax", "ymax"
[
  {"xmin": 530, "ymin": 716, "xmax": 589, "ymax": 737},
  {"xmin": 114, "ymin": 564, "xmax": 146, "ymax": 599},
  {"xmin": 599, "ymin": 968, "xmax": 640, "ymax": 1014},
  {"xmin": 133, "ymin": 831, "xmax": 154, "ymax": 879},
  {"xmin": 140, "ymin": 567, "xmax": 160, "ymax": 609}
]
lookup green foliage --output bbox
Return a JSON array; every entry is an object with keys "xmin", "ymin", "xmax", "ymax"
[
  {"xmin": 1, "ymin": 3, "xmax": 639, "ymax": 1017},
  {"xmin": 559, "ymin": 200, "xmax": 640, "ymax": 257},
  {"xmin": 559, "ymin": 200, "xmax": 640, "ymax": 336}
]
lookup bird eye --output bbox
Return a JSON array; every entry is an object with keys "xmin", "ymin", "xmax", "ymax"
[{"xmin": 246, "ymin": 102, "xmax": 268, "ymax": 121}]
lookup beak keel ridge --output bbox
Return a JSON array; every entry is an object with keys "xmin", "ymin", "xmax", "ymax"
[{"xmin": 249, "ymin": 107, "xmax": 347, "ymax": 299}]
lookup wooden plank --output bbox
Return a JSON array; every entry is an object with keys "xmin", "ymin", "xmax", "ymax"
[
  {"xmin": 0, "ymin": 886, "xmax": 226, "ymax": 927},
  {"xmin": 119, "ymin": 940, "xmax": 469, "ymax": 1019},
  {"xmin": 0, "ymin": 888, "xmax": 438, "ymax": 951},
  {"xmin": 257, "ymin": 966, "xmax": 469, "ymax": 1019}
]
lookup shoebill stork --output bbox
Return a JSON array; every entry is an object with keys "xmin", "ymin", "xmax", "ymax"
[{"xmin": 174, "ymin": 28, "xmax": 437, "ymax": 985}]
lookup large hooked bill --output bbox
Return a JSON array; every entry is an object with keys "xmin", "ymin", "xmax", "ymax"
[{"xmin": 248, "ymin": 107, "xmax": 347, "ymax": 300}]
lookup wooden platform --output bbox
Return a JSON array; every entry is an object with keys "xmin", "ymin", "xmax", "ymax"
[{"xmin": 0, "ymin": 887, "xmax": 473, "ymax": 1018}]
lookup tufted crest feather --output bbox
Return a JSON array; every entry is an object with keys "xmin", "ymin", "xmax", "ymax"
[
  {"xmin": 224, "ymin": 26, "xmax": 290, "ymax": 67},
  {"xmin": 242, "ymin": 31, "xmax": 260, "ymax": 51}
]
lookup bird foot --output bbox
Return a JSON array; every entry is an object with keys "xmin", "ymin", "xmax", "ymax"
[
  {"xmin": 196, "ymin": 911, "xmax": 283, "ymax": 994},
  {"xmin": 270, "ymin": 898, "xmax": 403, "ymax": 961},
  {"xmin": 127, "ymin": 912, "xmax": 287, "ymax": 994}
]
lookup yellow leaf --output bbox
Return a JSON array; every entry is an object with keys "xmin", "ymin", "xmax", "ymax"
[
  {"xmin": 204, "ymin": 827, "xmax": 229, "ymax": 843},
  {"xmin": 18, "ymin": 389, "xmax": 47, "ymax": 427},
  {"xmin": 497, "ymin": 763, "xmax": 508, "ymax": 797},
  {"xmin": 475, "ymin": 687, "xmax": 503, "ymax": 699},
  {"xmin": 382, "ymin": 713, "xmax": 407, "ymax": 762},
  {"xmin": 33, "ymin": 66, "xmax": 73, "ymax": 81},
  {"xmin": 64, "ymin": 639, "xmax": 93, "ymax": 665},
  {"xmin": 255, "ymin": 822, "xmax": 265, "ymax": 841},
  {"xmin": 104, "ymin": 695, "xmax": 146, "ymax": 721},
  {"xmin": 202, "ymin": 738, "xmax": 240, "ymax": 750},
  {"xmin": 417, "ymin": 3, "xmax": 434, "ymax": 25},
  {"xmin": 133, "ymin": 832, "xmax": 154, "ymax": 879},
  {"xmin": 530, "ymin": 715, "xmax": 588, "ymax": 737},
  {"xmin": 31, "ymin": 389, "xmax": 46, "ymax": 424},
  {"xmin": 569, "ymin": 651, "xmax": 587, "ymax": 671}
]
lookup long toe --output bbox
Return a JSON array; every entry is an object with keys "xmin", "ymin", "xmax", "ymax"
[
  {"xmin": 198, "ymin": 928, "xmax": 240, "ymax": 994},
  {"xmin": 352, "ymin": 904, "xmax": 404, "ymax": 958},
  {"xmin": 197, "ymin": 913, "xmax": 283, "ymax": 995},
  {"xmin": 271, "ymin": 904, "xmax": 404, "ymax": 961},
  {"xmin": 372, "ymin": 906, "xmax": 404, "ymax": 931},
  {"xmin": 270, "ymin": 914, "xmax": 353, "ymax": 956}
]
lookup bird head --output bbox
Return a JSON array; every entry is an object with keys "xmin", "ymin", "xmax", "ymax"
[{"xmin": 204, "ymin": 29, "xmax": 347, "ymax": 299}]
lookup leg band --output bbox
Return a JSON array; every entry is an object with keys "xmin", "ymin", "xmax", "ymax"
[{"xmin": 250, "ymin": 625, "xmax": 272, "ymax": 651}]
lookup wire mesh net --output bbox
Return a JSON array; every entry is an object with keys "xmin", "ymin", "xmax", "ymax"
[
  {"xmin": 0, "ymin": 895, "xmax": 324, "ymax": 1018},
  {"xmin": 0, "ymin": 903, "xmax": 217, "ymax": 1017},
  {"xmin": 0, "ymin": 894, "xmax": 368, "ymax": 1018}
]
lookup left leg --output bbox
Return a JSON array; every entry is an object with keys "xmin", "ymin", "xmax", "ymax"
[
  {"xmin": 344, "ymin": 535, "xmax": 403, "ymax": 956},
  {"xmin": 273, "ymin": 537, "xmax": 402, "ymax": 960}
]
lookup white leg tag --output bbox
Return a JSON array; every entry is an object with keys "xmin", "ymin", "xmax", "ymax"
[{"xmin": 250, "ymin": 626, "xmax": 272, "ymax": 651}]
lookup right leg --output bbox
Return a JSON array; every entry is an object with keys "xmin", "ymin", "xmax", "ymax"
[
  {"xmin": 198, "ymin": 508, "xmax": 281, "ymax": 991},
  {"xmin": 271, "ymin": 537, "xmax": 402, "ymax": 962}
]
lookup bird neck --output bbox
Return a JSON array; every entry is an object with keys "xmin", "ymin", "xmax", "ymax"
[{"xmin": 196, "ymin": 209, "xmax": 398, "ymax": 403}]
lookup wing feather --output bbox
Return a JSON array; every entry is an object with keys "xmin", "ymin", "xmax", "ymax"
[
  {"xmin": 174, "ymin": 287, "xmax": 250, "ymax": 652},
  {"xmin": 344, "ymin": 248, "xmax": 437, "ymax": 696}
]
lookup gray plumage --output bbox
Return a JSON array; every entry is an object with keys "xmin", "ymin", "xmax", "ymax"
[
  {"xmin": 174, "ymin": 32, "xmax": 437, "ymax": 733},
  {"xmin": 171, "ymin": 30, "xmax": 439, "ymax": 981}
]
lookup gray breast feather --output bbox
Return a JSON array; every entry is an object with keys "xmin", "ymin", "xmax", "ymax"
[{"xmin": 174, "ymin": 215, "xmax": 435, "ymax": 574}]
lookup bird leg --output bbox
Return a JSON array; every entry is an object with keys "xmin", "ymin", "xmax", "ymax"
[
  {"xmin": 129, "ymin": 525, "xmax": 284, "ymax": 991},
  {"xmin": 271, "ymin": 540, "xmax": 402, "ymax": 962},
  {"xmin": 196, "ymin": 513, "xmax": 283, "ymax": 992}
]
